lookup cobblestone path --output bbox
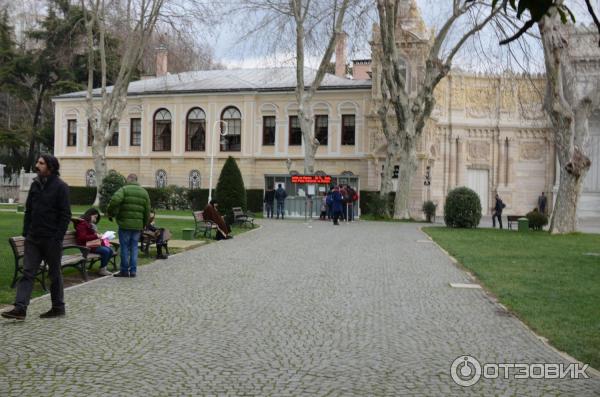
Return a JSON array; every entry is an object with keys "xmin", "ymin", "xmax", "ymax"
[{"xmin": 1, "ymin": 220, "xmax": 598, "ymax": 396}]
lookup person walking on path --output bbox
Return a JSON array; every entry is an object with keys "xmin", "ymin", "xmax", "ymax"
[
  {"xmin": 107, "ymin": 174, "xmax": 150, "ymax": 278},
  {"xmin": 331, "ymin": 186, "xmax": 344, "ymax": 226},
  {"xmin": 275, "ymin": 184, "xmax": 287, "ymax": 219},
  {"xmin": 538, "ymin": 192, "xmax": 547, "ymax": 215},
  {"xmin": 75, "ymin": 208, "xmax": 113, "ymax": 276},
  {"xmin": 492, "ymin": 193, "xmax": 506, "ymax": 229},
  {"xmin": 1, "ymin": 155, "xmax": 71, "ymax": 320},
  {"xmin": 264, "ymin": 187, "xmax": 275, "ymax": 219},
  {"xmin": 346, "ymin": 185, "xmax": 358, "ymax": 222}
]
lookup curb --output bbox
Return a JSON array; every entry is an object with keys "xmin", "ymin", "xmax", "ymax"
[{"xmin": 418, "ymin": 225, "xmax": 600, "ymax": 378}]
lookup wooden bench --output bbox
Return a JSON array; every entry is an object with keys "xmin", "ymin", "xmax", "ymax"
[
  {"xmin": 232, "ymin": 207, "xmax": 255, "ymax": 228},
  {"xmin": 140, "ymin": 229, "xmax": 171, "ymax": 256},
  {"xmin": 193, "ymin": 210, "xmax": 217, "ymax": 238},
  {"xmin": 506, "ymin": 215, "xmax": 525, "ymax": 230},
  {"xmin": 9, "ymin": 231, "xmax": 91, "ymax": 291}
]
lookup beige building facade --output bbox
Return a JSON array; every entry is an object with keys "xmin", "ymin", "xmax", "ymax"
[{"xmin": 53, "ymin": 1, "xmax": 600, "ymax": 218}]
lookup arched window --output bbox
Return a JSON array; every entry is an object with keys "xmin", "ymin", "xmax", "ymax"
[
  {"xmin": 189, "ymin": 170, "xmax": 201, "ymax": 189},
  {"xmin": 186, "ymin": 107, "xmax": 206, "ymax": 151},
  {"xmin": 153, "ymin": 109, "xmax": 172, "ymax": 151},
  {"xmin": 220, "ymin": 106, "xmax": 241, "ymax": 152},
  {"xmin": 85, "ymin": 169, "xmax": 96, "ymax": 187},
  {"xmin": 156, "ymin": 169, "xmax": 167, "ymax": 188}
]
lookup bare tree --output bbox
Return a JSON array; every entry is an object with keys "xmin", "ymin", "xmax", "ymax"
[
  {"xmin": 229, "ymin": 0, "xmax": 371, "ymax": 174},
  {"xmin": 538, "ymin": 3, "xmax": 598, "ymax": 233},
  {"xmin": 81, "ymin": 0, "xmax": 165, "ymax": 204},
  {"xmin": 375, "ymin": 0, "xmax": 503, "ymax": 219}
]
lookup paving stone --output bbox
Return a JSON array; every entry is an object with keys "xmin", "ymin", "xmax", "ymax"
[{"xmin": 0, "ymin": 220, "xmax": 598, "ymax": 395}]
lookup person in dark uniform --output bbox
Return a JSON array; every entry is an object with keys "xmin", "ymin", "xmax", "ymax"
[{"xmin": 492, "ymin": 193, "xmax": 506, "ymax": 229}]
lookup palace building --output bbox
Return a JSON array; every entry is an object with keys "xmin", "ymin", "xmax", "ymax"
[{"xmin": 53, "ymin": 1, "xmax": 600, "ymax": 218}]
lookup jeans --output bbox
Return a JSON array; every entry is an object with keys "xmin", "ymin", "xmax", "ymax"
[
  {"xmin": 92, "ymin": 245, "xmax": 113, "ymax": 269},
  {"xmin": 492, "ymin": 212, "xmax": 503, "ymax": 229},
  {"xmin": 265, "ymin": 202, "xmax": 274, "ymax": 218},
  {"xmin": 15, "ymin": 237, "xmax": 64, "ymax": 311},
  {"xmin": 119, "ymin": 229, "xmax": 140, "ymax": 274},
  {"xmin": 276, "ymin": 201, "xmax": 285, "ymax": 218},
  {"xmin": 347, "ymin": 203, "xmax": 354, "ymax": 221}
]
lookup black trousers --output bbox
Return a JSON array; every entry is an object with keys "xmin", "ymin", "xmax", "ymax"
[
  {"xmin": 492, "ymin": 212, "xmax": 503, "ymax": 229},
  {"xmin": 15, "ymin": 237, "xmax": 64, "ymax": 311}
]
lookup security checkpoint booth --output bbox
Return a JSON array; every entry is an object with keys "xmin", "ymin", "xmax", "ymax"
[{"xmin": 264, "ymin": 174, "xmax": 360, "ymax": 219}]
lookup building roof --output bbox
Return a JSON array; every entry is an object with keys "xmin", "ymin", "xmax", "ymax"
[{"xmin": 55, "ymin": 67, "xmax": 372, "ymax": 99}]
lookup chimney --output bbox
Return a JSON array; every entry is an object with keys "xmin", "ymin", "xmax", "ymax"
[
  {"xmin": 156, "ymin": 45, "xmax": 168, "ymax": 77},
  {"xmin": 335, "ymin": 32, "xmax": 347, "ymax": 78}
]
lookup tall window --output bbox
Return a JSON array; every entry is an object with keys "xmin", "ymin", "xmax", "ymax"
[
  {"xmin": 341, "ymin": 115, "xmax": 355, "ymax": 145},
  {"xmin": 130, "ymin": 118, "xmax": 141, "ymax": 146},
  {"xmin": 156, "ymin": 169, "xmax": 167, "ymax": 188},
  {"xmin": 220, "ymin": 106, "xmax": 241, "ymax": 151},
  {"xmin": 67, "ymin": 120, "xmax": 77, "ymax": 146},
  {"xmin": 85, "ymin": 169, "xmax": 96, "ymax": 187},
  {"xmin": 109, "ymin": 120, "xmax": 119, "ymax": 146},
  {"xmin": 153, "ymin": 109, "xmax": 172, "ymax": 151},
  {"xmin": 315, "ymin": 115, "xmax": 328, "ymax": 145},
  {"xmin": 263, "ymin": 116, "xmax": 276, "ymax": 146},
  {"xmin": 186, "ymin": 107, "xmax": 206, "ymax": 151},
  {"xmin": 289, "ymin": 116, "xmax": 302, "ymax": 146},
  {"xmin": 189, "ymin": 170, "xmax": 201, "ymax": 189}
]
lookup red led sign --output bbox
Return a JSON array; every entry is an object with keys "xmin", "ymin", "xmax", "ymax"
[{"xmin": 291, "ymin": 175, "xmax": 332, "ymax": 184}]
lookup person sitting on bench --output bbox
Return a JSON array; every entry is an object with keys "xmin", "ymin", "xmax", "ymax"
[
  {"xmin": 75, "ymin": 208, "xmax": 113, "ymax": 276},
  {"xmin": 144, "ymin": 210, "xmax": 169, "ymax": 259},
  {"xmin": 202, "ymin": 199, "xmax": 232, "ymax": 240}
]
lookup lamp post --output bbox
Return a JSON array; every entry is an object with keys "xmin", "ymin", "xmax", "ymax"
[{"xmin": 208, "ymin": 120, "xmax": 228, "ymax": 204}]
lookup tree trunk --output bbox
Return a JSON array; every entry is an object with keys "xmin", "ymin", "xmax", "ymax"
[
  {"xmin": 92, "ymin": 137, "xmax": 108, "ymax": 206},
  {"xmin": 550, "ymin": 163, "xmax": 582, "ymax": 233},
  {"xmin": 298, "ymin": 103, "xmax": 318, "ymax": 174},
  {"xmin": 393, "ymin": 141, "xmax": 417, "ymax": 219},
  {"xmin": 25, "ymin": 86, "xmax": 45, "ymax": 171}
]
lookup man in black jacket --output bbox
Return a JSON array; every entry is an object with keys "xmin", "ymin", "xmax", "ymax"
[
  {"xmin": 492, "ymin": 193, "xmax": 506, "ymax": 229},
  {"xmin": 263, "ymin": 187, "xmax": 275, "ymax": 219},
  {"xmin": 2, "ymin": 155, "xmax": 71, "ymax": 320}
]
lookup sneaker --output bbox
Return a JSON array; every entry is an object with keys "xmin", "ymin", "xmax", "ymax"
[
  {"xmin": 98, "ymin": 267, "xmax": 112, "ymax": 276},
  {"xmin": 1, "ymin": 307, "xmax": 26, "ymax": 320},
  {"xmin": 39, "ymin": 307, "xmax": 65, "ymax": 319},
  {"xmin": 156, "ymin": 254, "xmax": 168, "ymax": 260},
  {"xmin": 129, "ymin": 273, "xmax": 136, "ymax": 278},
  {"xmin": 113, "ymin": 272, "xmax": 129, "ymax": 278}
]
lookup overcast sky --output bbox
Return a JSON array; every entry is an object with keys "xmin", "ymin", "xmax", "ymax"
[{"xmin": 211, "ymin": 0, "xmax": 598, "ymax": 73}]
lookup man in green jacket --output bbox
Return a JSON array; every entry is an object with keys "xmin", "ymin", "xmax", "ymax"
[{"xmin": 107, "ymin": 174, "xmax": 150, "ymax": 277}]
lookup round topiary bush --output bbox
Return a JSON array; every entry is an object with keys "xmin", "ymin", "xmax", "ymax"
[
  {"xmin": 215, "ymin": 156, "xmax": 247, "ymax": 223},
  {"xmin": 422, "ymin": 200, "xmax": 437, "ymax": 222},
  {"xmin": 444, "ymin": 187, "xmax": 482, "ymax": 228},
  {"xmin": 526, "ymin": 209, "xmax": 548, "ymax": 231},
  {"xmin": 99, "ymin": 170, "xmax": 126, "ymax": 212}
]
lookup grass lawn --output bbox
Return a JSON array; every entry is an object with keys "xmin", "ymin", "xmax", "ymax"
[
  {"xmin": 423, "ymin": 227, "xmax": 600, "ymax": 370},
  {"xmin": 0, "ymin": 210, "xmax": 256, "ymax": 306}
]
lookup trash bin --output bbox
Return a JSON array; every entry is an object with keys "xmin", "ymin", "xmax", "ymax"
[
  {"xmin": 181, "ymin": 228, "xmax": 195, "ymax": 240},
  {"xmin": 518, "ymin": 217, "xmax": 529, "ymax": 232},
  {"xmin": 16, "ymin": 205, "xmax": 24, "ymax": 212}
]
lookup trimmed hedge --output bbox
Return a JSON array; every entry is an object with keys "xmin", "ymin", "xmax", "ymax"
[
  {"xmin": 69, "ymin": 186, "xmax": 96, "ymax": 205},
  {"xmin": 444, "ymin": 187, "xmax": 482, "ymax": 228},
  {"xmin": 99, "ymin": 171, "xmax": 126, "ymax": 212},
  {"xmin": 246, "ymin": 189, "xmax": 264, "ymax": 213},
  {"xmin": 359, "ymin": 191, "xmax": 395, "ymax": 217},
  {"xmin": 215, "ymin": 156, "xmax": 247, "ymax": 222},
  {"xmin": 526, "ymin": 210, "xmax": 548, "ymax": 230},
  {"xmin": 188, "ymin": 189, "xmax": 210, "ymax": 211}
]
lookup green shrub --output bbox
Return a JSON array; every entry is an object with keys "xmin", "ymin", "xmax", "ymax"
[
  {"xmin": 188, "ymin": 189, "xmax": 210, "ymax": 210},
  {"xmin": 526, "ymin": 210, "xmax": 548, "ymax": 231},
  {"xmin": 165, "ymin": 185, "xmax": 190, "ymax": 210},
  {"xmin": 422, "ymin": 200, "xmax": 437, "ymax": 222},
  {"xmin": 215, "ymin": 156, "xmax": 247, "ymax": 222},
  {"xmin": 444, "ymin": 187, "xmax": 482, "ymax": 228},
  {"xmin": 146, "ymin": 187, "xmax": 170, "ymax": 209},
  {"xmin": 246, "ymin": 189, "xmax": 264, "ymax": 213},
  {"xmin": 99, "ymin": 170, "xmax": 126, "ymax": 212},
  {"xmin": 69, "ymin": 186, "xmax": 97, "ymax": 205}
]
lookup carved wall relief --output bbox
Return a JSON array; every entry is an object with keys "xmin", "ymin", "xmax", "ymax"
[
  {"xmin": 519, "ymin": 142, "xmax": 545, "ymax": 161},
  {"xmin": 467, "ymin": 141, "xmax": 490, "ymax": 162},
  {"xmin": 465, "ymin": 85, "xmax": 494, "ymax": 118},
  {"xmin": 518, "ymin": 83, "xmax": 545, "ymax": 120}
]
